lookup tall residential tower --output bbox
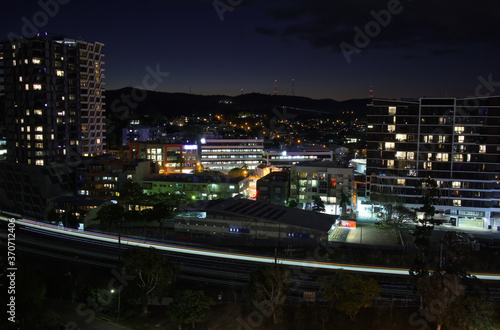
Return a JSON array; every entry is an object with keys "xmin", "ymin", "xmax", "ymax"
[
  {"xmin": 367, "ymin": 97, "xmax": 500, "ymax": 228},
  {"xmin": 0, "ymin": 33, "xmax": 105, "ymax": 165}
]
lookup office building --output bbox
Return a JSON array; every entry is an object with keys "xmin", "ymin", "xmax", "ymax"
[
  {"xmin": 263, "ymin": 145, "xmax": 333, "ymax": 168},
  {"xmin": 200, "ymin": 138, "xmax": 264, "ymax": 172},
  {"xmin": 367, "ymin": 97, "xmax": 500, "ymax": 228},
  {"xmin": 129, "ymin": 142, "xmax": 199, "ymax": 173},
  {"xmin": 0, "ymin": 33, "xmax": 105, "ymax": 164}
]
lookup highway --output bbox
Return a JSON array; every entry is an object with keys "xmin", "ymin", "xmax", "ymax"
[{"xmin": 3, "ymin": 214, "xmax": 500, "ymax": 281}]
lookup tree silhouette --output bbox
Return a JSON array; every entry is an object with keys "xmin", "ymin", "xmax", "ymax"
[
  {"xmin": 312, "ymin": 195, "xmax": 325, "ymax": 213},
  {"xmin": 169, "ymin": 289, "xmax": 212, "ymax": 329},
  {"xmin": 243, "ymin": 264, "xmax": 291, "ymax": 325},
  {"xmin": 319, "ymin": 271, "xmax": 381, "ymax": 321},
  {"xmin": 122, "ymin": 247, "xmax": 179, "ymax": 314}
]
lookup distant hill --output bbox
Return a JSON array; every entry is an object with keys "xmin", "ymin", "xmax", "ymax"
[
  {"xmin": 0, "ymin": 89, "xmax": 370, "ymax": 127},
  {"xmin": 104, "ymin": 88, "xmax": 370, "ymax": 120}
]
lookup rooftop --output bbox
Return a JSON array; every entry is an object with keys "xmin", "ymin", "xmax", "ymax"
[{"xmin": 178, "ymin": 198, "xmax": 337, "ymax": 232}]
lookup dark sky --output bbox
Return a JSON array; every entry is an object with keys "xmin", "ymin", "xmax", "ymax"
[{"xmin": 2, "ymin": 0, "xmax": 500, "ymax": 100}]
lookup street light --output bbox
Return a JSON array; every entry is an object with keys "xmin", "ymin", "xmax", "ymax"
[{"xmin": 111, "ymin": 288, "xmax": 121, "ymax": 323}]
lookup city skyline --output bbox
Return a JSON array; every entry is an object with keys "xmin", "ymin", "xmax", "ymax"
[{"xmin": 2, "ymin": 0, "xmax": 500, "ymax": 100}]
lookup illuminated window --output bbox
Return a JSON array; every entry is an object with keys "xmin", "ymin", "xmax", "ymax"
[
  {"xmin": 33, "ymin": 84, "xmax": 42, "ymax": 90},
  {"xmin": 25, "ymin": 84, "xmax": 29, "ymax": 90},
  {"xmin": 479, "ymin": 145, "xmax": 486, "ymax": 153},
  {"xmin": 385, "ymin": 142, "xmax": 395, "ymax": 150},
  {"xmin": 452, "ymin": 182, "xmax": 460, "ymax": 188},
  {"xmin": 35, "ymin": 126, "xmax": 43, "ymax": 132},
  {"xmin": 24, "ymin": 59, "xmax": 28, "ymax": 64},
  {"xmin": 387, "ymin": 125, "xmax": 395, "ymax": 132},
  {"xmin": 453, "ymin": 200, "xmax": 461, "ymax": 206},
  {"xmin": 397, "ymin": 179, "xmax": 405, "ymax": 185},
  {"xmin": 26, "ymin": 110, "xmax": 30, "ymax": 116},
  {"xmin": 388, "ymin": 106, "xmax": 396, "ymax": 115},
  {"xmin": 387, "ymin": 160, "xmax": 394, "ymax": 168},
  {"xmin": 35, "ymin": 160, "xmax": 44, "ymax": 166},
  {"xmin": 32, "ymin": 58, "xmax": 41, "ymax": 64},
  {"xmin": 13, "ymin": 60, "xmax": 16, "ymax": 66},
  {"xmin": 35, "ymin": 134, "xmax": 43, "ymax": 140},
  {"xmin": 458, "ymin": 136, "xmax": 464, "ymax": 143},
  {"xmin": 396, "ymin": 134, "xmax": 407, "ymax": 141},
  {"xmin": 454, "ymin": 126, "xmax": 464, "ymax": 133},
  {"xmin": 19, "ymin": 77, "xmax": 22, "ymax": 82},
  {"xmin": 56, "ymin": 70, "xmax": 64, "ymax": 77}
]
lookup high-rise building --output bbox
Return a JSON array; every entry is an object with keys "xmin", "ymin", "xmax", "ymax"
[
  {"xmin": 367, "ymin": 97, "xmax": 500, "ymax": 228},
  {"xmin": 0, "ymin": 33, "xmax": 105, "ymax": 164}
]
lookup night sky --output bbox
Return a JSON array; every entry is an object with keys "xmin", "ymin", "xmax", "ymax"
[{"xmin": 2, "ymin": 0, "xmax": 500, "ymax": 100}]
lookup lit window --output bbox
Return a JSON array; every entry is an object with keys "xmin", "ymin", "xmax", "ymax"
[
  {"xmin": 56, "ymin": 70, "xmax": 64, "ymax": 77},
  {"xmin": 388, "ymin": 107, "xmax": 396, "ymax": 115},
  {"xmin": 25, "ymin": 84, "xmax": 29, "ymax": 90},
  {"xmin": 35, "ymin": 134, "xmax": 43, "ymax": 140},
  {"xmin": 452, "ymin": 182, "xmax": 460, "ymax": 188},
  {"xmin": 453, "ymin": 200, "xmax": 461, "ymax": 206},
  {"xmin": 13, "ymin": 60, "xmax": 16, "ymax": 66},
  {"xmin": 458, "ymin": 136, "xmax": 464, "ymax": 143},
  {"xmin": 19, "ymin": 77, "xmax": 22, "ymax": 82},
  {"xmin": 396, "ymin": 134, "xmax": 407, "ymax": 141},
  {"xmin": 33, "ymin": 84, "xmax": 42, "ymax": 90},
  {"xmin": 35, "ymin": 126, "xmax": 43, "ymax": 132},
  {"xmin": 24, "ymin": 59, "xmax": 28, "ymax": 64},
  {"xmin": 35, "ymin": 160, "xmax": 44, "ymax": 166},
  {"xmin": 454, "ymin": 126, "xmax": 464, "ymax": 133},
  {"xmin": 32, "ymin": 58, "xmax": 41, "ymax": 64},
  {"xmin": 385, "ymin": 142, "xmax": 395, "ymax": 150},
  {"xmin": 26, "ymin": 110, "xmax": 30, "ymax": 116},
  {"xmin": 479, "ymin": 145, "xmax": 486, "ymax": 153}
]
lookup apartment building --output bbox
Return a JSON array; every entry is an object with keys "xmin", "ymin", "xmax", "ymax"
[
  {"xmin": 367, "ymin": 97, "xmax": 500, "ymax": 228},
  {"xmin": 1, "ymin": 33, "xmax": 105, "ymax": 164}
]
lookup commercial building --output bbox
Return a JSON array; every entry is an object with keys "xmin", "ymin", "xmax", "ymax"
[
  {"xmin": 175, "ymin": 198, "xmax": 335, "ymax": 246},
  {"xmin": 129, "ymin": 142, "xmax": 198, "ymax": 173},
  {"xmin": 141, "ymin": 173, "xmax": 240, "ymax": 200},
  {"xmin": 200, "ymin": 138, "xmax": 264, "ymax": 172},
  {"xmin": 290, "ymin": 160, "xmax": 354, "ymax": 215},
  {"xmin": 263, "ymin": 145, "xmax": 333, "ymax": 168},
  {"xmin": 1, "ymin": 33, "xmax": 105, "ymax": 164},
  {"xmin": 367, "ymin": 97, "xmax": 500, "ymax": 228}
]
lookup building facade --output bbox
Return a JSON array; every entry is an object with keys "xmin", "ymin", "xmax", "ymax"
[
  {"xmin": 290, "ymin": 161, "xmax": 354, "ymax": 215},
  {"xmin": 256, "ymin": 171, "xmax": 290, "ymax": 206},
  {"xmin": 200, "ymin": 138, "xmax": 264, "ymax": 172},
  {"xmin": 129, "ymin": 142, "xmax": 198, "ymax": 174},
  {"xmin": 141, "ymin": 173, "xmax": 240, "ymax": 200},
  {"xmin": 1, "ymin": 33, "xmax": 105, "ymax": 164},
  {"xmin": 263, "ymin": 145, "xmax": 333, "ymax": 168},
  {"xmin": 367, "ymin": 97, "xmax": 500, "ymax": 228},
  {"xmin": 77, "ymin": 158, "xmax": 155, "ymax": 200}
]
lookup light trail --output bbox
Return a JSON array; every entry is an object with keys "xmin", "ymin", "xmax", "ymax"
[{"xmin": 2, "ymin": 215, "xmax": 500, "ymax": 281}]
